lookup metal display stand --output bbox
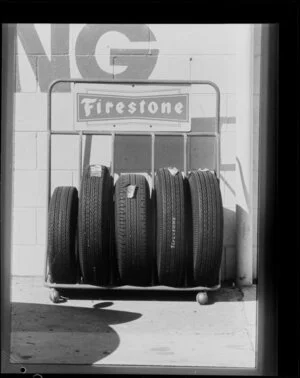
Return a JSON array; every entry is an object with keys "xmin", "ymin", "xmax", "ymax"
[{"xmin": 45, "ymin": 79, "xmax": 221, "ymax": 305}]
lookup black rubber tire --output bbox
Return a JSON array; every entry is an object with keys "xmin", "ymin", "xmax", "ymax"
[
  {"xmin": 47, "ymin": 186, "xmax": 78, "ymax": 284},
  {"xmin": 151, "ymin": 187, "xmax": 159, "ymax": 286},
  {"xmin": 115, "ymin": 174, "xmax": 152, "ymax": 286},
  {"xmin": 188, "ymin": 170, "xmax": 224, "ymax": 287},
  {"xmin": 184, "ymin": 176, "xmax": 194, "ymax": 287},
  {"xmin": 109, "ymin": 186, "xmax": 120, "ymax": 286},
  {"xmin": 155, "ymin": 168, "xmax": 186, "ymax": 287},
  {"xmin": 78, "ymin": 165, "xmax": 113, "ymax": 285}
]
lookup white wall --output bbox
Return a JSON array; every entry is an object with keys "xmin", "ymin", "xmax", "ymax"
[{"xmin": 12, "ymin": 24, "xmax": 260, "ymax": 280}]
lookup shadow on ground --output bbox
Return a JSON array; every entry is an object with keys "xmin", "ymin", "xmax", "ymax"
[
  {"xmin": 55, "ymin": 285, "xmax": 256, "ymax": 303},
  {"xmin": 10, "ymin": 302, "xmax": 141, "ymax": 365}
]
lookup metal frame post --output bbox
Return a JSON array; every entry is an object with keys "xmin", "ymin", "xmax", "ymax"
[
  {"xmin": 151, "ymin": 133, "xmax": 155, "ymax": 191},
  {"xmin": 78, "ymin": 131, "xmax": 83, "ymax": 191},
  {"xmin": 183, "ymin": 133, "xmax": 188, "ymax": 176}
]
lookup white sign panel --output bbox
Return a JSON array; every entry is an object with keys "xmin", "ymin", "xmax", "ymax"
[{"xmin": 74, "ymin": 84, "xmax": 191, "ymax": 132}]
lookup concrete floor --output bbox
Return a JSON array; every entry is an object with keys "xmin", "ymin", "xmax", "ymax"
[{"xmin": 10, "ymin": 276, "xmax": 256, "ymax": 368}]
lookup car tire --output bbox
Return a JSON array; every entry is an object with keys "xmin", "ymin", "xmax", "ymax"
[
  {"xmin": 78, "ymin": 165, "xmax": 113, "ymax": 285},
  {"xmin": 188, "ymin": 170, "xmax": 223, "ymax": 287},
  {"xmin": 47, "ymin": 186, "xmax": 78, "ymax": 283},
  {"xmin": 155, "ymin": 167, "xmax": 186, "ymax": 287},
  {"xmin": 115, "ymin": 174, "xmax": 152, "ymax": 286}
]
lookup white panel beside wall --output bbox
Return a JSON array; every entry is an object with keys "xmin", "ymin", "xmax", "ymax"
[{"xmin": 222, "ymin": 171, "xmax": 236, "ymax": 209}]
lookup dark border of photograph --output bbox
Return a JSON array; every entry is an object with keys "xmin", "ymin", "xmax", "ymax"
[{"xmin": 1, "ymin": 1, "xmax": 299, "ymax": 377}]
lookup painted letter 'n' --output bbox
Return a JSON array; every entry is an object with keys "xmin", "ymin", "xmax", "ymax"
[{"xmin": 16, "ymin": 24, "xmax": 71, "ymax": 92}]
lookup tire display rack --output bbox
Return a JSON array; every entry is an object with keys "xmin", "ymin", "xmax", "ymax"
[{"xmin": 45, "ymin": 79, "xmax": 222, "ymax": 305}]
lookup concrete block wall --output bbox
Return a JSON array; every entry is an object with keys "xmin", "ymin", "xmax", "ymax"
[{"xmin": 12, "ymin": 24, "xmax": 260, "ymax": 280}]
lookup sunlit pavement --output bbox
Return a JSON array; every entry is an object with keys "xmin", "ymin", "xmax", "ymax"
[{"xmin": 10, "ymin": 276, "xmax": 256, "ymax": 368}]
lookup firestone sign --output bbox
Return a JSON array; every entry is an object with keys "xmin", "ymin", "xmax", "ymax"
[{"xmin": 77, "ymin": 93, "xmax": 189, "ymax": 122}]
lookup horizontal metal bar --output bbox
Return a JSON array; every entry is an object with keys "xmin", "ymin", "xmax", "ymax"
[
  {"xmin": 49, "ymin": 78, "xmax": 220, "ymax": 91},
  {"xmin": 45, "ymin": 283, "xmax": 220, "ymax": 291},
  {"xmin": 50, "ymin": 130, "xmax": 218, "ymax": 137},
  {"xmin": 51, "ymin": 130, "xmax": 80, "ymax": 135}
]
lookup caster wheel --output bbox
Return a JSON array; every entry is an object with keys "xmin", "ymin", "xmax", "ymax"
[
  {"xmin": 196, "ymin": 291, "xmax": 208, "ymax": 305},
  {"xmin": 49, "ymin": 289, "xmax": 61, "ymax": 303}
]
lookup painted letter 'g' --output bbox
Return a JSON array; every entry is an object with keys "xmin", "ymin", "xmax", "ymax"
[{"xmin": 75, "ymin": 24, "xmax": 159, "ymax": 80}]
